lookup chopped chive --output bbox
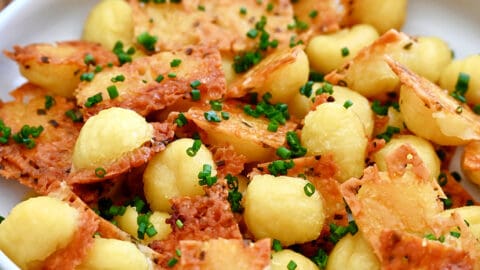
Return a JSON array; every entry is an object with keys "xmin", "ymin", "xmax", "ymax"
[
  {"xmin": 197, "ymin": 4, "xmax": 205, "ymax": 11},
  {"xmin": 94, "ymin": 65, "xmax": 103, "ymax": 73},
  {"xmin": 65, "ymin": 109, "xmax": 83, "ymax": 122},
  {"xmin": 309, "ymin": 10, "xmax": 318, "ymax": 18},
  {"xmin": 190, "ymin": 80, "xmax": 201, "ymax": 88},
  {"xmin": 287, "ymin": 260, "xmax": 297, "ymax": 270},
  {"xmin": 267, "ymin": 121, "xmax": 278, "ymax": 132},
  {"xmin": 376, "ymin": 126, "xmax": 400, "ymax": 142},
  {"xmin": 341, "ymin": 47, "xmax": 350, "ymax": 57},
  {"xmin": 80, "ymin": 72, "xmax": 95, "ymax": 82},
  {"xmin": 175, "ymin": 249, "xmax": 182, "ymax": 257},
  {"xmin": 176, "ymin": 219, "xmax": 184, "ymax": 229},
  {"xmin": 191, "ymin": 89, "xmax": 201, "ymax": 101},
  {"xmin": 221, "ymin": 111, "xmax": 230, "ymax": 120},
  {"xmin": 95, "ymin": 167, "xmax": 106, "ymax": 178},
  {"xmin": 84, "ymin": 93, "xmax": 103, "ymax": 107},
  {"xmin": 311, "ymin": 249, "xmax": 328, "ymax": 268},
  {"xmin": 303, "ymin": 182, "xmax": 315, "ymax": 197},
  {"xmin": 110, "ymin": 74, "xmax": 125, "ymax": 82},
  {"xmin": 155, "ymin": 74, "xmax": 164, "ymax": 83},
  {"xmin": 137, "ymin": 32, "xmax": 157, "ymax": 52},
  {"xmin": 272, "ymin": 239, "xmax": 283, "ymax": 252},
  {"xmin": 175, "ymin": 113, "xmax": 188, "ymax": 127},
  {"xmin": 276, "ymin": 146, "xmax": 291, "ymax": 159},
  {"xmin": 239, "ymin": 6, "xmax": 247, "ymax": 15},
  {"xmin": 343, "ymin": 100, "xmax": 353, "ymax": 109},
  {"xmin": 450, "ymin": 231, "xmax": 461, "ymax": 238},
  {"xmin": 204, "ymin": 111, "xmax": 221, "ymax": 122},
  {"xmin": 266, "ymin": 3, "xmax": 274, "ymax": 11},
  {"xmin": 45, "ymin": 95, "xmax": 55, "ymax": 110},
  {"xmin": 246, "ymin": 29, "xmax": 258, "ymax": 39},
  {"xmin": 209, "ymin": 100, "xmax": 223, "ymax": 111},
  {"xmin": 170, "ymin": 58, "xmax": 182, "ymax": 67},
  {"xmin": 84, "ymin": 53, "xmax": 95, "ymax": 65},
  {"xmin": 167, "ymin": 258, "xmax": 178, "ymax": 268},
  {"xmin": 168, "ymin": 73, "xmax": 176, "ymax": 78},
  {"xmin": 186, "ymin": 139, "xmax": 202, "ymax": 157},
  {"xmin": 107, "ymin": 85, "xmax": 119, "ymax": 99}
]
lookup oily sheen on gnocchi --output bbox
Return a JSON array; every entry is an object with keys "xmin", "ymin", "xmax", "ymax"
[{"xmin": 2, "ymin": 0, "xmax": 480, "ymax": 269}]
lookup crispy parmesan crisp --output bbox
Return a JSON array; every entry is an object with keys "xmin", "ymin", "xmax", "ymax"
[
  {"xmin": 179, "ymin": 238, "xmax": 271, "ymax": 270},
  {"xmin": 67, "ymin": 122, "xmax": 174, "ymax": 184},
  {"xmin": 75, "ymin": 45, "xmax": 226, "ymax": 118},
  {"xmin": 379, "ymin": 230, "xmax": 474, "ymax": 270},
  {"xmin": 211, "ymin": 144, "xmax": 248, "ymax": 178},
  {"xmin": 291, "ymin": 0, "xmax": 345, "ymax": 39},
  {"xmin": 341, "ymin": 147, "xmax": 445, "ymax": 254},
  {"xmin": 5, "ymin": 41, "xmax": 118, "ymax": 97},
  {"xmin": 150, "ymin": 184, "xmax": 242, "ymax": 267},
  {"xmin": 227, "ymin": 46, "xmax": 305, "ymax": 98},
  {"xmin": 187, "ymin": 101, "xmax": 297, "ymax": 150},
  {"xmin": 0, "ymin": 84, "xmax": 82, "ymax": 194},
  {"xmin": 130, "ymin": 0, "xmax": 296, "ymax": 54}
]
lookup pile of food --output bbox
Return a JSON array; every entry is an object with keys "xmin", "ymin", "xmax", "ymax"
[{"xmin": 1, "ymin": 0, "xmax": 480, "ymax": 269}]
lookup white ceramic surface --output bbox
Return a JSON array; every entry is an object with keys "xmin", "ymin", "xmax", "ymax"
[{"xmin": 0, "ymin": 0, "xmax": 479, "ymax": 268}]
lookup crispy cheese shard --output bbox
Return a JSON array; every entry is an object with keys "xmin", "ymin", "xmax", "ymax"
[
  {"xmin": 387, "ymin": 58, "xmax": 480, "ymax": 145},
  {"xmin": 179, "ymin": 238, "xmax": 271, "ymax": 270},
  {"xmin": 0, "ymin": 83, "xmax": 82, "ymax": 194},
  {"xmin": 341, "ymin": 145, "xmax": 445, "ymax": 254},
  {"xmin": 325, "ymin": 30, "xmax": 415, "ymax": 98},
  {"xmin": 129, "ymin": 0, "xmax": 296, "ymax": 54},
  {"xmin": 291, "ymin": 0, "xmax": 345, "ymax": 38},
  {"xmin": 150, "ymin": 184, "xmax": 242, "ymax": 267},
  {"xmin": 75, "ymin": 45, "xmax": 226, "ymax": 118},
  {"xmin": 5, "ymin": 41, "xmax": 118, "ymax": 97},
  {"xmin": 186, "ymin": 101, "xmax": 297, "ymax": 162},
  {"xmin": 341, "ymin": 144, "xmax": 480, "ymax": 268}
]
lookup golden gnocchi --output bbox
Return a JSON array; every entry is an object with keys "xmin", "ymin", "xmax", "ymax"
[
  {"xmin": 72, "ymin": 107, "xmax": 154, "ymax": 170},
  {"xmin": 143, "ymin": 138, "xmax": 216, "ymax": 212},
  {"xmin": 244, "ymin": 174, "xmax": 325, "ymax": 246},
  {"xmin": 302, "ymin": 102, "xmax": 368, "ymax": 182}
]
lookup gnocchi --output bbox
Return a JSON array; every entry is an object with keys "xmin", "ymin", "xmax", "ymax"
[
  {"xmin": 82, "ymin": 0, "xmax": 135, "ymax": 51},
  {"xmin": 0, "ymin": 196, "xmax": 79, "ymax": 270},
  {"xmin": 271, "ymin": 249, "xmax": 319, "ymax": 270},
  {"xmin": 302, "ymin": 102, "xmax": 368, "ymax": 182},
  {"xmin": 348, "ymin": 0, "xmax": 407, "ymax": 34},
  {"xmin": 373, "ymin": 135, "xmax": 440, "ymax": 180},
  {"xmin": 143, "ymin": 138, "xmax": 216, "ymax": 212},
  {"xmin": 306, "ymin": 24, "xmax": 379, "ymax": 74},
  {"xmin": 439, "ymin": 55, "xmax": 480, "ymax": 105},
  {"xmin": 76, "ymin": 238, "xmax": 150, "ymax": 270},
  {"xmin": 114, "ymin": 206, "xmax": 172, "ymax": 244},
  {"xmin": 244, "ymin": 174, "xmax": 325, "ymax": 246},
  {"xmin": 326, "ymin": 233, "xmax": 380, "ymax": 270},
  {"xmin": 72, "ymin": 107, "xmax": 154, "ymax": 170}
]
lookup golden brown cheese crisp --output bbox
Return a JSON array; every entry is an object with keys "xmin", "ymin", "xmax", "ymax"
[
  {"xmin": 379, "ymin": 230, "xmax": 474, "ymax": 270},
  {"xmin": 210, "ymin": 144, "xmax": 248, "ymax": 178},
  {"xmin": 67, "ymin": 122, "xmax": 174, "ymax": 184},
  {"xmin": 5, "ymin": 41, "xmax": 118, "ymax": 97},
  {"xmin": 0, "ymin": 83, "xmax": 82, "ymax": 194},
  {"xmin": 227, "ymin": 46, "xmax": 304, "ymax": 98},
  {"xmin": 179, "ymin": 238, "xmax": 271, "ymax": 270},
  {"xmin": 341, "ymin": 158, "xmax": 444, "ymax": 255},
  {"xmin": 150, "ymin": 184, "xmax": 242, "ymax": 267},
  {"xmin": 130, "ymin": 0, "xmax": 296, "ymax": 54},
  {"xmin": 291, "ymin": 0, "xmax": 345, "ymax": 38},
  {"xmin": 75, "ymin": 45, "xmax": 226, "ymax": 118},
  {"xmin": 187, "ymin": 101, "xmax": 297, "ymax": 151}
]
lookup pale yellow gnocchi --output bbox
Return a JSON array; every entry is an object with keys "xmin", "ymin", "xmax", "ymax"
[
  {"xmin": 72, "ymin": 107, "xmax": 154, "ymax": 170},
  {"xmin": 373, "ymin": 135, "xmax": 441, "ymax": 180},
  {"xmin": 439, "ymin": 55, "xmax": 480, "ymax": 105},
  {"xmin": 306, "ymin": 24, "xmax": 379, "ymax": 74},
  {"xmin": 0, "ymin": 196, "xmax": 79, "ymax": 270},
  {"xmin": 348, "ymin": 0, "xmax": 407, "ymax": 34},
  {"xmin": 114, "ymin": 206, "xmax": 172, "ymax": 244},
  {"xmin": 301, "ymin": 102, "xmax": 368, "ymax": 182},
  {"xmin": 326, "ymin": 233, "xmax": 380, "ymax": 270},
  {"xmin": 271, "ymin": 249, "xmax": 319, "ymax": 270},
  {"xmin": 76, "ymin": 237, "xmax": 150, "ymax": 270},
  {"xmin": 244, "ymin": 174, "xmax": 325, "ymax": 246},
  {"xmin": 440, "ymin": 206, "xmax": 480, "ymax": 240},
  {"xmin": 143, "ymin": 138, "xmax": 216, "ymax": 212},
  {"xmin": 82, "ymin": 0, "xmax": 134, "ymax": 51},
  {"xmin": 289, "ymin": 83, "xmax": 374, "ymax": 137}
]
